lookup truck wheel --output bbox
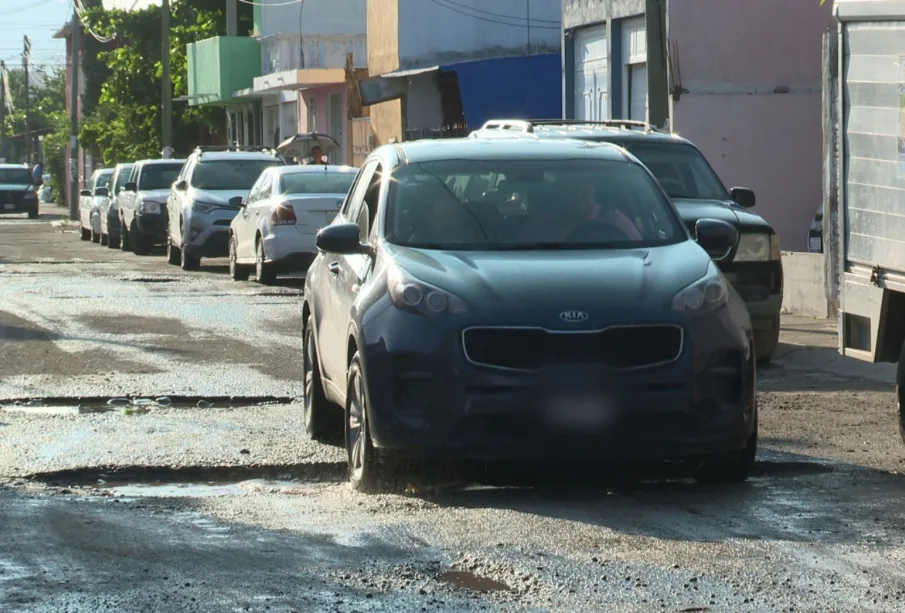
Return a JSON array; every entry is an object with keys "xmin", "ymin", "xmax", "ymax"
[
  {"xmin": 754, "ymin": 319, "xmax": 780, "ymax": 364},
  {"xmin": 131, "ymin": 222, "xmax": 151, "ymax": 256},
  {"xmin": 80, "ymin": 226, "xmax": 91, "ymax": 241},
  {"xmin": 27, "ymin": 206, "xmax": 38, "ymax": 219}
]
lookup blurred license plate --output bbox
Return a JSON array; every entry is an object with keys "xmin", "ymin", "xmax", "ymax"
[{"xmin": 3, "ymin": 204, "xmax": 14, "ymax": 210}]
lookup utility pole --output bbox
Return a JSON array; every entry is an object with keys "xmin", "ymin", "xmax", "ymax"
[
  {"xmin": 69, "ymin": 10, "xmax": 80, "ymax": 220},
  {"xmin": 23, "ymin": 36, "xmax": 30, "ymax": 165},
  {"xmin": 161, "ymin": 0, "xmax": 172, "ymax": 158},
  {"xmin": 227, "ymin": 0, "xmax": 237, "ymax": 36},
  {"xmin": 0, "ymin": 61, "xmax": 6, "ymax": 161}
]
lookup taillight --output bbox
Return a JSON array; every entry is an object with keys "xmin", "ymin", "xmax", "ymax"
[{"xmin": 271, "ymin": 205, "xmax": 296, "ymax": 226}]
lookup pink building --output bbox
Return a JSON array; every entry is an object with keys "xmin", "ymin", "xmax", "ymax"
[{"xmin": 562, "ymin": 0, "xmax": 836, "ymax": 250}]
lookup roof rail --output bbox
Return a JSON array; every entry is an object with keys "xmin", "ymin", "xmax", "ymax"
[
  {"xmin": 476, "ymin": 119, "xmax": 536, "ymax": 133},
  {"xmin": 530, "ymin": 119, "xmax": 658, "ymax": 132},
  {"xmin": 194, "ymin": 145, "xmax": 281, "ymax": 155}
]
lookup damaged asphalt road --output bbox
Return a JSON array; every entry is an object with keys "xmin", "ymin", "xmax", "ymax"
[{"xmin": 3, "ymin": 210, "xmax": 905, "ymax": 612}]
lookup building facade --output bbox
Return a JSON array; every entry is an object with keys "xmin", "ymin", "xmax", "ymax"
[
  {"xmin": 562, "ymin": 0, "xmax": 836, "ymax": 250},
  {"xmin": 53, "ymin": 19, "xmax": 90, "ymax": 206},
  {"xmin": 363, "ymin": 0, "xmax": 563, "ymax": 147},
  {"xmin": 185, "ymin": 0, "xmax": 367, "ymax": 165}
]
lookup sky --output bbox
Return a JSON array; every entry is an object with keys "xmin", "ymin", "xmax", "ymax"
[{"xmin": 0, "ymin": 0, "xmax": 71, "ymax": 78}]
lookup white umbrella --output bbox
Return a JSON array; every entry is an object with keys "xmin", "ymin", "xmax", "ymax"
[{"xmin": 276, "ymin": 133, "xmax": 341, "ymax": 160}]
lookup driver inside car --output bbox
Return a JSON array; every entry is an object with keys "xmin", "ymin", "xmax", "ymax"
[
  {"xmin": 518, "ymin": 175, "xmax": 643, "ymax": 243},
  {"xmin": 404, "ymin": 181, "xmax": 488, "ymax": 245}
]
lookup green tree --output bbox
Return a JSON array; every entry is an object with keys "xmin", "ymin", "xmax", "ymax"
[{"xmin": 78, "ymin": 0, "xmax": 252, "ymax": 165}]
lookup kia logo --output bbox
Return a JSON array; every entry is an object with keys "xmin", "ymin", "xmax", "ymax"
[{"xmin": 559, "ymin": 310, "xmax": 589, "ymax": 323}]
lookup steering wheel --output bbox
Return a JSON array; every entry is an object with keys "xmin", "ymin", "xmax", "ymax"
[{"xmin": 565, "ymin": 220, "xmax": 632, "ymax": 243}]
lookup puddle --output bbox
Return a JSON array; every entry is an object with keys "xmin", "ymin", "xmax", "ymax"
[
  {"xmin": 439, "ymin": 570, "xmax": 510, "ymax": 592},
  {"xmin": 124, "ymin": 277, "xmax": 182, "ymax": 283},
  {"xmin": 1, "ymin": 395, "xmax": 297, "ymax": 415}
]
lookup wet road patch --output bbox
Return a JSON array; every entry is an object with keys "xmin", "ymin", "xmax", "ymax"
[
  {"xmin": 1, "ymin": 395, "xmax": 296, "ymax": 414},
  {"xmin": 79, "ymin": 314, "xmax": 192, "ymax": 336}
]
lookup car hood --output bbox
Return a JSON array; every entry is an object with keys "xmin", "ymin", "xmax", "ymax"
[
  {"xmin": 672, "ymin": 198, "xmax": 773, "ymax": 233},
  {"xmin": 190, "ymin": 188, "xmax": 248, "ymax": 204},
  {"xmin": 0, "ymin": 183, "xmax": 31, "ymax": 190},
  {"xmin": 385, "ymin": 240, "xmax": 711, "ymax": 324},
  {"xmin": 137, "ymin": 189, "xmax": 170, "ymax": 202}
]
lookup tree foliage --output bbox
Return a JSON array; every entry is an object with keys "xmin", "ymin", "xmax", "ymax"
[{"xmin": 78, "ymin": 0, "xmax": 252, "ymax": 165}]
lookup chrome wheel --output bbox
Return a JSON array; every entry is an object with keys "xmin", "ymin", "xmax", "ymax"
[{"xmin": 346, "ymin": 366, "xmax": 366, "ymax": 483}]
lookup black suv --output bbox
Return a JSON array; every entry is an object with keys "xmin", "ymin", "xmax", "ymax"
[{"xmin": 472, "ymin": 119, "xmax": 783, "ymax": 363}]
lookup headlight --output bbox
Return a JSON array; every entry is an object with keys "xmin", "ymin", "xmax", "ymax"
[
  {"xmin": 387, "ymin": 265, "xmax": 469, "ymax": 316},
  {"xmin": 191, "ymin": 200, "xmax": 219, "ymax": 214},
  {"xmin": 735, "ymin": 233, "xmax": 781, "ymax": 261},
  {"xmin": 140, "ymin": 200, "xmax": 161, "ymax": 214},
  {"xmin": 671, "ymin": 260, "xmax": 729, "ymax": 313}
]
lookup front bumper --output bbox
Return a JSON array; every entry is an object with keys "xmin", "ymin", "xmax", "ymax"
[
  {"xmin": 135, "ymin": 212, "xmax": 166, "ymax": 238},
  {"xmin": 1, "ymin": 199, "xmax": 36, "ymax": 214},
  {"xmin": 357, "ymin": 301, "xmax": 757, "ymax": 461},
  {"xmin": 722, "ymin": 260, "xmax": 783, "ymax": 327},
  {"xmin": 184, "ymin": 219, "xmax": 231, "ymax": 258}
]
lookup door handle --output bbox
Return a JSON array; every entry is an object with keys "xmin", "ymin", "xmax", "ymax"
[{"xmin": 328, "ymin": 262, "xmax": 341, "ymax": 275}]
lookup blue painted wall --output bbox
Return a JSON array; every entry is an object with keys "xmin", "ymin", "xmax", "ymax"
[{"xmin": 441, "ymin": 53, "xmax": 563, "ymax": 130}]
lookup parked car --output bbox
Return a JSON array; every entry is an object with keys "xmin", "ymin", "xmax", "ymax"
[
  {"xmin": 0, "ymin": 163, "xmax": 39, "ymax": 219},
  {"xmin": 165, "ymin": 146, "xmax": 286, "ymax": 271},
  {"xmin": 473, "ymin": 119, "xmax": 783, "ymax": 363},
  {"xmin": 303, "ymin": 137, "xmax": 757, "ymax": 493},
  {"xmin": 78, "ymin": 168, "xmax": 114, "ymax": 240},
  {"xmin": 229, "ymin": 164, "xmax": 357, "ymax": 283},
  {"xmin": 118, "ymin": 158, "xmax": 185, "ymax": 255},
  {"xmin": 99, "ymin": 162, "xmax": 135, "ymax": 248}
]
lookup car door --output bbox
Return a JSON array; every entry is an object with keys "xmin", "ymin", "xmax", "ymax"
[
  {"xmin": 80, "ymin": 173, "xmax": 96, "ymax": 225},
  {"xmin": 249, "ymin": 172, "xmax": 274, "ymax": 253},
  {"xmin": 168, "ymin": 160, "xmax": 193, "ymax": 246},
  {"xmin": 238, "ymin": 173, "xmax": 265, "ymax": 258},
  {"xmin": 319, "ymin": 159, "xmax": 381, "ymax": 385}
]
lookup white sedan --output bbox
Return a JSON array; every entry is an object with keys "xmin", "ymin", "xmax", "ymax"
[{"xmin": 229, "ymin": 164, "xmax": 358, "ymax": 284}]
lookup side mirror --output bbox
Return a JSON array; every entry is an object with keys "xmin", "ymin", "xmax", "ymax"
[
  {"xmin": 695, "ymin": 218, "xmax": 739, "ymax": 260},
  {"xmin": 174, "ymin": 179, "xmax": 188, "ymax": 191},
  {"xmin": 730, "ymin": 187, "xmax": 756, "ymax": 208},
  {"xmin": 124, "ymin": 182, "xmax": 137, "ymax": 192},
  {"xmin": 229, "ymin": 196, "xmax": 245, "ymax": 208},
  {"xmin": 316, "ymin": 222, "xmax": 370, "ymax": 255},
  {"xmin": 80, "ymin": 189, "xmax": 91, "ymax": 197},
  {"xmin": 94, "ymin": 186, "xmax": 109, "ymax": 197}
]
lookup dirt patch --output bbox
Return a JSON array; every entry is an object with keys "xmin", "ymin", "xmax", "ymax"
[
  {"xmin": 0, "ymin": 311, "xmax": 162, "ymax": 376},
  {"xmin": 80, "ymin": 314, "xmax": 192, "ymax": 337}
]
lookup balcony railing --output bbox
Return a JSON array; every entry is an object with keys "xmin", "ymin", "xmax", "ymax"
[{"xmin": 260, "ymin": 35, "xmax": 367, "ymax": 75}]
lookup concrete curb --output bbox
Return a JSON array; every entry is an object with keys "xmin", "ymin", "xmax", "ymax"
[{"xmin": 772, "ymin": 343, "xmax": 897, "ymax": 385}]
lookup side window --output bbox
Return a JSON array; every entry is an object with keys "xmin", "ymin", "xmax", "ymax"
[
  {"xmin": 357, "ymin": 164, "xmax": 383, "ymax": 242},
  {"xmin": 258, "ymin": 174, "xmax": 273, "ymax": 201},
  {"xmin": 342, "ymin": 160, "xmax": 379, "ymax": 220}
]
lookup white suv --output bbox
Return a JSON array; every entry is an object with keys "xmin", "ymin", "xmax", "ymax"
[{"xmin": 164, "ymin": 146, "xmax": 285, "ymax": 270}]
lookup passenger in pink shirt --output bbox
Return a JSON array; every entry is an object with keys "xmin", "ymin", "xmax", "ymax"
[{"xmin": 518, "ymin": 177, "xmax": 644, "ymax": 243}]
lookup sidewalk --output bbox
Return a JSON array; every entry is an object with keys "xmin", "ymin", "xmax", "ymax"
[{"xmin": 775, "ymin": 315, "xmax": 897, "ymax": 385}]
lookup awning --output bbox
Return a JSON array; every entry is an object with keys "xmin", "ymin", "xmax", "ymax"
[
  {"xmin": 358, "ymin": 66, "xmax": 440, "ymax": 106},
  {"xmin": 253, "ymin": 68, "xmax": 346, "ymax": 94}
]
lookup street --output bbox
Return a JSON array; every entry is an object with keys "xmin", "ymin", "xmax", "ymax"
[{"xmin": 2, "ymin": 205, "xmax": 905, "ymax": 613}]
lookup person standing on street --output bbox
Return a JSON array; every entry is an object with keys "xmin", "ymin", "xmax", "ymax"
[{"xmin": 31, "ymin": 160, "xmax": 44, "ymax": 188}]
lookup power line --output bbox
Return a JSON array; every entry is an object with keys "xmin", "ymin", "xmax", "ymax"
[
  {"xmin": 427, "ymin": 0, "xmax": 560, "ymax": 30},
  {"xmin": 74, "ymin": 0, "xmax": 117, "ymax": 44},
  {"xmin": 440, "ymin": 0, "xmax": 560, "ymax": 24},
  {"xmin": 0, "ymin": 0, "xmax": 57, "ymax": 18},
  {"xmin": 237, "ymin": 0, "xmax": 303, "ymax": 6}
]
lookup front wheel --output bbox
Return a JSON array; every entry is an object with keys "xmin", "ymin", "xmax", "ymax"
[
  {"xmin": 166, "ymin": 218, "xmax": 181, "ymax": 265},
  {"xmin": 80, "ymin": 226, "xmax": 91, "ymax": 241},
  {"xmin": 256, "ymin": 238, "xmax": 276, "ymax": 285},
  {"xmin": 120, "ymin": 221, "xmax": 132, "ymax": 251},
  {"xmin": 693, "ymin": 419, "xmax": 757, "ymax": 484},
  {"xmin": 229, "ymin": 235, "xmax": 250, "ymax": 281},
  {"xmin": 90, "ymin": 225, "xmax": 100, "ymax": 243},
  {"xmin": 131, "ymin": 222, "xmax": 151, "ymax": 256},
  {"xmin": 346, "ymin": 353, "xmax": 390, "ymax": 493},
  {"xmin": 27, "ymin": 207, "xmax": 38, "ymax": 219}
]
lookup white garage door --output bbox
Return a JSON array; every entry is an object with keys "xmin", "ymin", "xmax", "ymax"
[
  {"xmin": 621, "ymin": 16, "xmax": 648, "ymax": 122},
  {"xmin": 573, "ymin": 25, "xmax": 608, "ymax": 121}
]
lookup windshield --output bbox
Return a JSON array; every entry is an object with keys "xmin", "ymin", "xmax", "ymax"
[
  {"xmin": 94, "ymin": 172, "xmax": 113, "ymax": 190},
  {"xmin": 191, "ymin": 159, "xmax": 281, "ymax": 190},
  {"xmin": 0, "ymin": 168, "xmax": 31, "ymax": 184},
  {"xmin": 139, "ymin": 163, "xmax": 183, "ymax": 191},
  {"xmin": 613, "ymin": 142, "xmax": 729, "ymax": 200},
  {"xmin": 280, "ymin": 171, "xmax": 356, "ymax": 195},
  {"xmin": 385, "ymin": 159, "xmax": 684, "ymax": 250},
  {"xmin": 114, "ymin": 166, "xmax": 134, "ymax": 192}
]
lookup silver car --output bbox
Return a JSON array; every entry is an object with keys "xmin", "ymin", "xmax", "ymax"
[
  {"xmin": 118, "ymin": 158, "xmax": 185, "ymax": 255},
  {"xmin": 99, "ymin": 163, "xmax": 135, "ymax": 248},
  {"xmin": 79, "ymin": 168, "xmax": 114, "ymax": 241}
]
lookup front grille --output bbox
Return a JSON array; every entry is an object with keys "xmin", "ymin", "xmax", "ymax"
[
  {"xmin": 0, "ymin": 190, "xmax": 20, "ymax": 204},
  {"xmin": 462, "ymin": 326, "xmax": 684, "ymax": 371}
]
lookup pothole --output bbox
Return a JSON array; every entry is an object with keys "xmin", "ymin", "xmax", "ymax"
[
  {"xmin": 0, "ymin": 395, "xmax": 296, "ymax": 415},
  {"xmin": 27, "ymin": 463, "xmax": 347, "ymax": 497},
  {"xmin": 439, "ymin": 570, "xmax": 510, "ymax": 592},
  {"xmin": 124, "ymin": 276, "xmax": 182, "ymax": 283}
]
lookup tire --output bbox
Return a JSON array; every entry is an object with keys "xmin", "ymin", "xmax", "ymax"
[
  {"xmin": 229, "ymin": 235, "xmax": 250, "ymax": 281},
  {"xmin": 27, "ymin": 207, "xmax": 38, "ymax": 219},
  {"xmin": 131, "ymin": 222, "xmax": 151, "ymax": 256},
  {"xmin": 303, "ymin": 316, "xmax": 341, "ymax": 443},
  {"xmin": 180, "ymin": 245, "xmax": 200, "ymax": 271},
  {"xmin": 693, "ymin": 418, "xmax": 757, "ymax": 483},
  {"xmin": 754, "ymin": 322, "xmax": 780, "ymax": 365},
  {"xmin": 120, "ymin": 221, "xmax": 131, "ymax": 251},
  {"xmin": 166, "ymin": 217, "xmax": 181, "ymax": 265},
  {"xmin": 80, "ymin": 226, "xmax": 91, "ymax": 241},
  {"xmin": 90, "ymin": 226, "xmax": 100, "ymax": 243},
  {"xmin": 346, "ymin": 352, "xmax": 389, "ymax": 493},
  {"xmin": 100, "ymin": 233, "xmax": 109, "ymax": 247},
  {"xmin": 255, "ymin": 238, "xmax": 276, "ymax": 285}
]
